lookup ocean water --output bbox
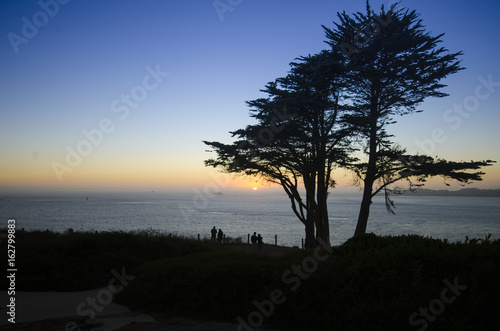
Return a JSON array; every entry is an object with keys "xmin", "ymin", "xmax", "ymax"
[{"xmin": 1, "ymin": 192, "xmax": 499, "ymax": 247}]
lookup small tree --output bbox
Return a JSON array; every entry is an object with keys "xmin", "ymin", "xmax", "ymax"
[
  {"xmin": 204, "ymin": 52, "xmax": 353, "ymax": 247},
  {"xmin": 324, "ymin": 3, "xmax": 494, "ymax": 235}
]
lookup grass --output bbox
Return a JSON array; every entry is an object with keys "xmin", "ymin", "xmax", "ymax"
[
  {"xmin": 2, "ymin": 229, "xmax": 499, "ymax": 330},
  {"xmin": 2, "ymin": 228, "xmax": 213, "ymax": 291}
]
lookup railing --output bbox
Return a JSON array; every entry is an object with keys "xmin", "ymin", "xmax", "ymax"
[{"xmin": 196, "ymin": 233, "xmax": 304, "ymax": 248}]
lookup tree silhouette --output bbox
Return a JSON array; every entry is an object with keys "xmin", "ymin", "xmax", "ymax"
[
  {"xmin": 204, "ymin": 2, "xmax": 495, "ymax": 245},
  {"xmin": 204, "ymin": 51, "xmax": 353, "ymax": 248},
  {"xmin": 323, "ymin": 3, "xmax": 494, "ymax": 235}
]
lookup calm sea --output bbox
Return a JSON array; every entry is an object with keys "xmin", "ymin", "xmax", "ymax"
[{"xmin": 1, "ymin": 192, "xmax": 499, "ymax": 247}]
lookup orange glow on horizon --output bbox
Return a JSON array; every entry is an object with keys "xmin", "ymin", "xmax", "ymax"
[{"xmin": 2, "ymin": 156, "xmax": 500, "ymax": 193}]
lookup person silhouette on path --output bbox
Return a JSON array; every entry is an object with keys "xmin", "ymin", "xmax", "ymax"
[
  {"xmin": 251, "ymin": 232, "xmax": 257, "ymax": 244},
  {"xmin": 217, "ymin": 228, "xmax": 224, "ymax": 243},
  {"xmin": 211, "ymin": 226, "xmax": 217, "ymax": 242},
  {"xmin": 257, "ymin": 233, "xmax": 263, "ymax": 252}
]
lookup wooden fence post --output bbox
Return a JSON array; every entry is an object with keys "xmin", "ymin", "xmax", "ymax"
[{"xmin": 275, "ymin": 235, "xmax": 277, "ymax": 246}]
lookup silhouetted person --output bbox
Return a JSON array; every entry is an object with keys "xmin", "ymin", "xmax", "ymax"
[
  {"xmin": 211, "ymin": 226, "xmax": 217, "ymax": 242},
  {"xmin": 257, "ymin": 234, "xmax": 263, "ymax": 252},
  {"xmin": 251, "ymin": 232, "xmax": 257, "ymax": 244},
  {"xmin": 217, "ymin": 228, "xmax": 224, "ymax": 243}
]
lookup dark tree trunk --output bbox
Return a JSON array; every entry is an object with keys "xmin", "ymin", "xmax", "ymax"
[
  {"xmin": 316, "ymin": 196, "xmax": 330, "ymax": 246},
  {"xmin": 305, "ymin": 213, "xmax": 316, "ymax": 248},
  {"xmin": 355, "ymin": 110, "xmax": 378, "ymax": 236},
  {"xmin": 316, "ymin": 166, "xmax": 331, "ymax": 246},
  {"xmin": 355, "ymin": 179, "xmax": 373, "ymax": 236},
  {"xmin": 304, "ymin": 174, "xmax": 318, "ymax": 248}
]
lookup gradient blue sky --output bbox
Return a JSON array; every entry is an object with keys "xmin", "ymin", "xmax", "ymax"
[{"xmin": 1, "ymin": 0, "xmax": 499, "ymax": 193}]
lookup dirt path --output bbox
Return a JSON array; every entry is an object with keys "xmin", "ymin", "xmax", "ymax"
[
  {"xmin": 0, "ymin": 314, "xmax": 275, "ymax": 330},
  {"xmin": 0, "ymin": 295, "xmax": 275, "ymax": 331}
]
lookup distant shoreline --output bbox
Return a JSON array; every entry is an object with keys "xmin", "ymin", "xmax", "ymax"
[{"xmin": 398, "ymin": 188, "xmax": 500, "ymax": 197}]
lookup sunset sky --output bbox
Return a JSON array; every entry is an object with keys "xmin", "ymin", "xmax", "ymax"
[{"xmin": 1, "ymin": 0, "xmax": 500, "ymax": 194}]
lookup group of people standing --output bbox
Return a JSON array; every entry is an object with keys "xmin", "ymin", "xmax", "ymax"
[
  {"xmin": 210, "ymin": 227, "xmax": 264, "ymax": 252},
  {"xmin": 251, "ymin": 232, "xmax": 263, "ymax": 252},
  {"xmin": 210, "ymin": 226, "xmax": 224, "ymax": 243}
]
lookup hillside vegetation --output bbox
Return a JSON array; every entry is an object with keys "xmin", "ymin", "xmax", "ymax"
[{"xmin": 2, "ymin": 229, "xmax": 498, "ymax": 330}]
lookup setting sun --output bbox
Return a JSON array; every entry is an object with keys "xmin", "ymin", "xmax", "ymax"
[{"xmin": 252, "ymin": 187, "xmax": 258, "ymax": 190}]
